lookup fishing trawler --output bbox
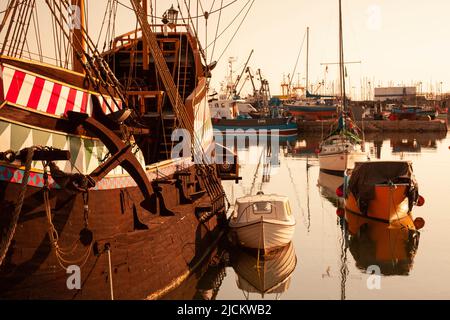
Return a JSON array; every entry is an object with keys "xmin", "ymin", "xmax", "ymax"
[
  {"xmin": 210, "ymin": 99, "xmax": 298, "ymax": 137},
  {"xmin": 210, "ymin": 57, "xmax": 298, "ymax": 138},
  {"xmin": 0, "ymin": 1, "xmax": 230, "ymax": 299},
  {"xmin": 318, "ymin": 1, "xmax": 368, "ymax": 176}
]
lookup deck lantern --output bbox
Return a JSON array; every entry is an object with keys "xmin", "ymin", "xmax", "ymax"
[{"xmin": 162, "ymin": 5, "xmax": 178, "ymax": 26}]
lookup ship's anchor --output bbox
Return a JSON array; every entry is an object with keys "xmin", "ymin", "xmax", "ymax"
[{"xmin": 67, "ymin": 109, "xmax": 154, "ymax": 212}]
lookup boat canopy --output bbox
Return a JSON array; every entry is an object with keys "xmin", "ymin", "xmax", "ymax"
[
  {"xmin": 234, "ymin": 194, "xmax": 292, "ymax": 222},
  {"xmin": 348, "ymin": 161, "xmax": 418, "ymax": 212},
  {"xmin": 325, "ymin": 115, "xmax": 361, "ymax": 143}
]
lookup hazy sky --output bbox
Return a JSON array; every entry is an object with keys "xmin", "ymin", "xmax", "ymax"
[
  {"xmin": 192, "ymin": 0, "xmax": 450, "ymax": 97},
  {"xmin": 2, "ymin": 0, "xmax": 450, "ymax": 97}
]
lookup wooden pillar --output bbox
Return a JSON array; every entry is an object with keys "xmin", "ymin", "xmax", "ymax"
[
  {"xmin": 142, "ymin": 0, "xmax": 150, "ymax": 70},
  {"xmin": 71, "ymin": 0, "xmax": 86, "ymax": 74}
]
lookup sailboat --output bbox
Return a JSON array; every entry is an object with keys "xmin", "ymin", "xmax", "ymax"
[
  {"xmin": 282, "ymin": 27, "xmax": 338, "ymax": 121},
  {"xmin": 0, "ymin": 1, "xmax": 228, "ymax": 299},
  {"xmin": 318, "ymin": 0, "xmax": 368, "ymax": 176}
]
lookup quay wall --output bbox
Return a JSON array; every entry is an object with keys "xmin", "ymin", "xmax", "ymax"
[{"xmin": 297, "ymin": 119, "xmax": 448, "ymax": 133}]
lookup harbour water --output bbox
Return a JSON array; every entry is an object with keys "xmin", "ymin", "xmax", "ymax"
[{"xmin": 165, "ymin": 131, "xmax": 450, "ymax": 300}]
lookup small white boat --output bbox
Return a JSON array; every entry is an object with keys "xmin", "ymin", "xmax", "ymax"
[
  {"xmin": 229, "ymin": 193, "xmax": 296, "ymax": 252},
  {"xmin": 318, "ymin": 134, "xmax": 368, "ymax": 175}
]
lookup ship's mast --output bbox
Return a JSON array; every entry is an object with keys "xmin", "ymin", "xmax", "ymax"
[
  {"xmin": 338, "ymin": 0, "xmax": 346, "ymax": 112},
  {"xmin": 142, "ymin": 0, "xmax": 149, "ymax": 70},
  {"xmin": 71, "ymin": 0, "xmax": 86, "ymax": 74},
  {"xmin": 306, "ymin": 27, "xmax": 309, "ymax": 95}
]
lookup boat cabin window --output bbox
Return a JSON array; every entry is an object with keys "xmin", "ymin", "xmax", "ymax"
[{"xmin": 252, "ymin": 201, "xmax": 273, "ymax": 214}]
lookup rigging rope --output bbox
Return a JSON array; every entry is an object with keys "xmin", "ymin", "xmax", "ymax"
[
  {"xmin": 0, "ymin": 147, "xmax": 34, "ymax": 267},
  {"xmin": 130, "ymin": 0, "xmax": 230, "ymax": 212},
  {"xmin": 43, "ymin": 162, "xmax": 92, "ymax": 270},
  {"xmin": 289, "ymin": 29, "xmax": 307, "ymax": 90},
  {"xmin": 44, "ymin": 0, "xmax": 128, "ymax": 115},
  {"xmin": 116, "ymin": 0, "xmax": 239, "ymax": 20},
  {"xmin": 204, "ymin": 0, "xmax": 251, "ymax": 51},
  {"xmin": 215, "ymin": 0, "xmax": 255, "ymax": 64},
  {"xmin": 209, "ymin": 0, "xmax": 223, "ymax": 64}
]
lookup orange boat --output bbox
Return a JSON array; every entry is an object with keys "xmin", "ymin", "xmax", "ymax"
[
  {"xmin": 345, "ymin": 211, "xmax": 421, "ymax": 275},
  {"xmin": 345, "ymin": 161, "xmax": 422, "ymax": 222}
]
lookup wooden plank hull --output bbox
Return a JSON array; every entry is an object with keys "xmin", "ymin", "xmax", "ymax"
[
  {"xmin": 0, "ymin": 166, "xmax": 226, "ymax": 299},
  {"xmin": 0, "ymin": 54, "xmax": 226, "ymax": 300}
]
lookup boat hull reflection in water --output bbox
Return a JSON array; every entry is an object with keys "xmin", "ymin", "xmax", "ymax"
[
  {"xmin": 345, "ymin": 212, "xmax": 420, "ymax": 275},
  {"xmin": 318, "ymin": 171, "xmax": 345, "ymax": 208},
  {"xmin": 230, "ymin": 242, "xmax": 297, "ymax": 298}
]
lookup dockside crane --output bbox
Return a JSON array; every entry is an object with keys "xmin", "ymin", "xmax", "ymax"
[{"xmin": 229, "ymin": 49, "xmax": 254, "ymax": 99}]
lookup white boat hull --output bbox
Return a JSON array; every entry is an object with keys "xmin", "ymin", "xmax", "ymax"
[
  {"xmin": 319, "ymin": 151, "xmax": 368, "ymax": 174},
  {"xmin": 230, "ymin": 219, "xmax": 296, "ymax": 251}
]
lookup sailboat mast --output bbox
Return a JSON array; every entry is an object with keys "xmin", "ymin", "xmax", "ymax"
[
  {"xmin": 306, "ymin": 27, "xmax": 309, "ymax": 95},
  {"xmin": 339, "ymin": 0, "xmax": 346, "ymax": 112}
]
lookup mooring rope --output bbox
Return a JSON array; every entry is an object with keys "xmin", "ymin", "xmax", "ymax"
[
  {"xmin": 42, "ymin": 163, "xmax": 92, "ymax": 270},
  {"xmin": 0, "ymin": 147, "xmax": 35, "ymax": 266}
]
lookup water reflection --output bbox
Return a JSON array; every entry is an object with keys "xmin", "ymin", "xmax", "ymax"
[
  {"xmin": 345, "ymin": 213, "xmax": 420, "ymax": 276},
  {"xmin": 317, "ymin": 171, "xmax": 345, "ymax": 209},
  {"xmin": 167, "ymin": 131, "xmax": 448, "ymax": 300},
  {"xmin": 161, "ymin": 241, "xmax": 297, "ymax": 300},
  {"xmin": 230, "ymin": 242, "xmax": 297, "ymax": 299},
  {"xmin": 282, "ymin": 135, "xmax": 321, "ymax": 158},
  {"xmin": 367, "ymin": 132, "xmax": 446, "ymax": 158}
]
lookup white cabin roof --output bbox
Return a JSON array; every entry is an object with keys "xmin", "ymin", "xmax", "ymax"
[
  {"xmin": 232, "ymin": 194, "xmax": 293, "ymax": 224},
  {"xmin": 236, "ymin": 194, "xmax": 289, "ymax": 205}
]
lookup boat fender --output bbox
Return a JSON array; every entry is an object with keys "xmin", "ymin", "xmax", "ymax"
[
  {"xmin": 416, "ymin": 195, "xmax": 425, "ymax": 207},
  {"xmin": 413, "ymin": 217, "xmax": 425, "ymax": 230},
  {"xmin": 336, "ymin": 208, "xmax": 345, "ymax": 218},
  {"xmin": 336, "ymin": 185, "xmax": 344, "ymax": 198}
]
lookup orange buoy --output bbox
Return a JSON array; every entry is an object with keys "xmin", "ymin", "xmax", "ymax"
[
  {"xmin": 413, "ymin": 217, "xmax": 425, "ymax": 230},
  {"xmin": 416, "ymin": 195, "xmax": 425, "ymax": 207},
  {"xmin": 336, "ymin": 208, "xmax": 345, "ymax": 217}
]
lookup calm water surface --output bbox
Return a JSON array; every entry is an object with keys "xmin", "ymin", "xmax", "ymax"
[{"xmin": 167, "ymin": 131, "xmax": 450, "ymax": 300}]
